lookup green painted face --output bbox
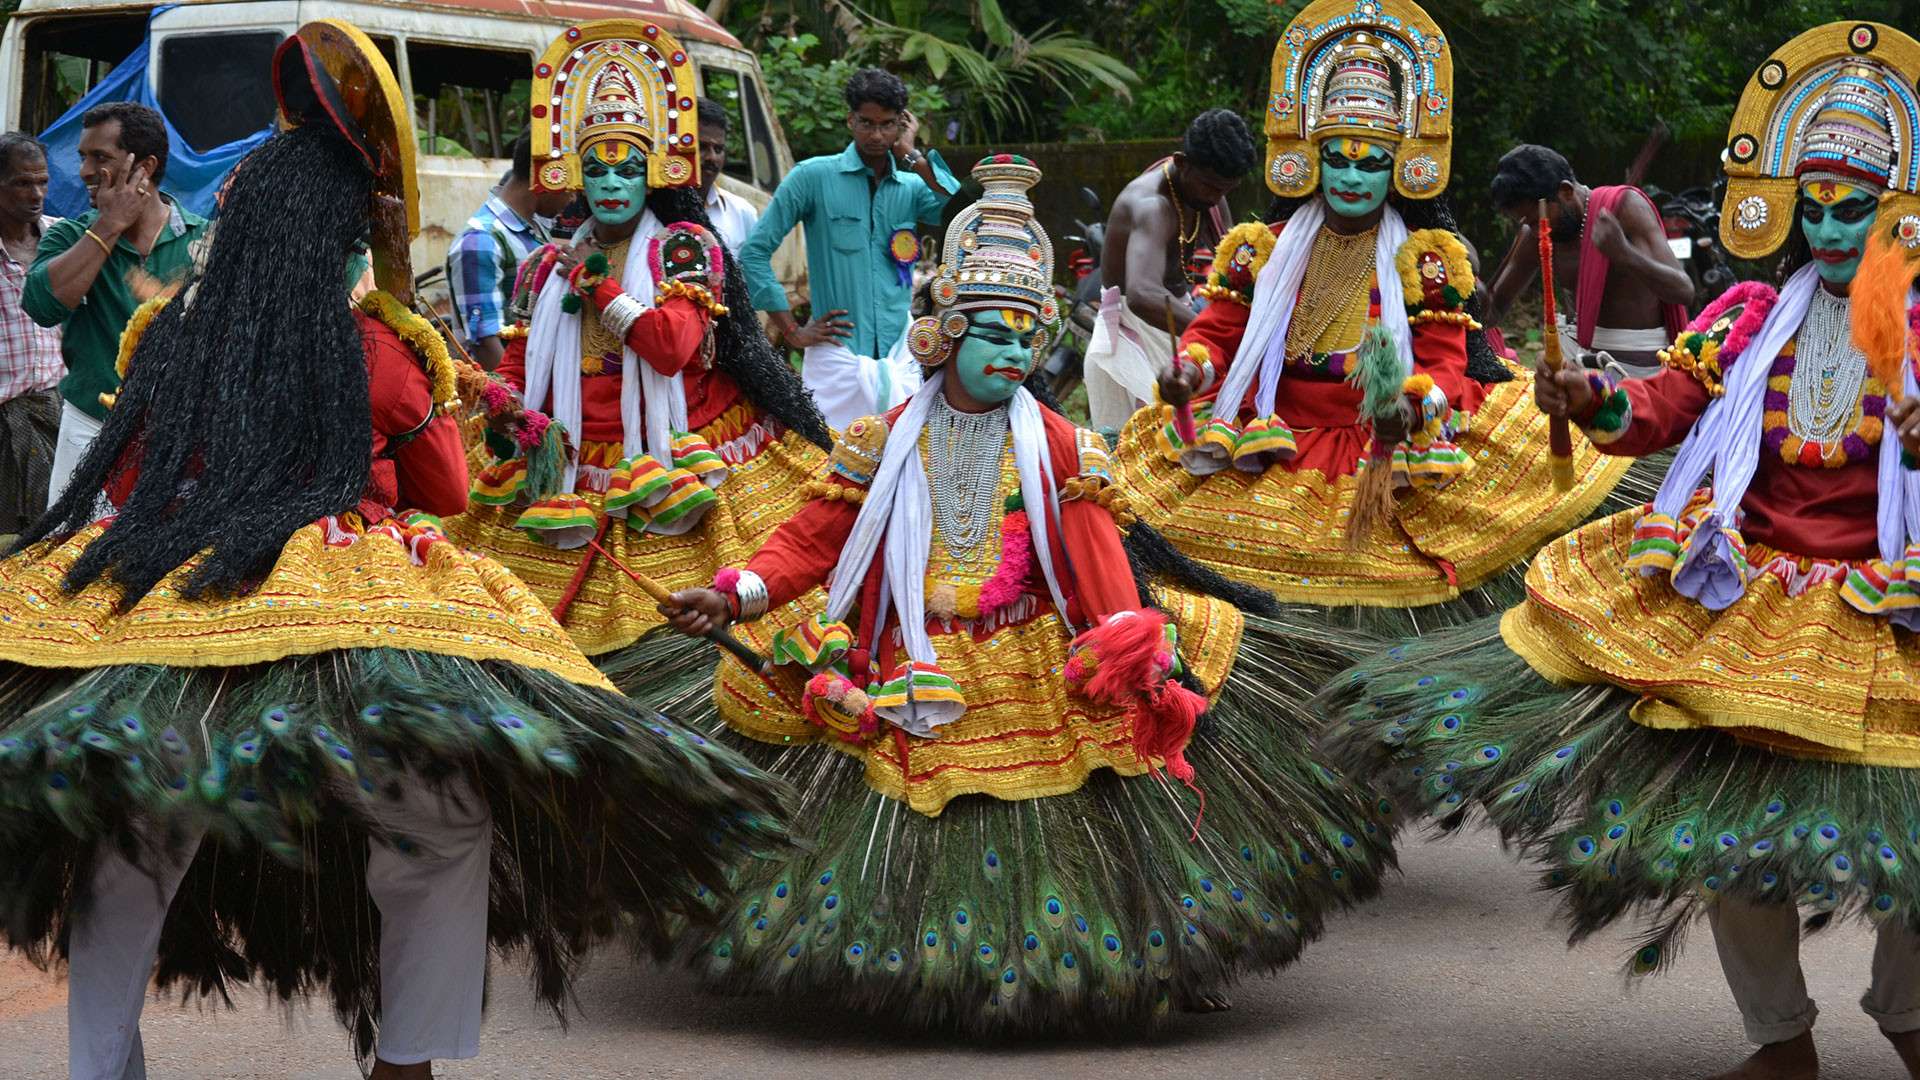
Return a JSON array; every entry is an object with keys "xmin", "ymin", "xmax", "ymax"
[
  {"xmin": 1798, "ymin": 183, "xmax": 1879, "ymax": 286},
  {"xmin": 1320, "ymin": 137, "xmax": 1393, "ymax": 219},
  {"xmin": 953, "ymin": 310, "xmax": 1038, "ymax": 406},
  {"xmin": 582, "ymin": 144, "xmax": 648, "ymax": 227},
  {"xmin": 344, "ymin": 243, "xmax": 370, "ymax": 293}
]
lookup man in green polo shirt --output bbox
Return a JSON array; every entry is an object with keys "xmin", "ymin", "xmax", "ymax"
[
  {"xmin": 22, "ymin": 102, "xmax": 206, "ymax": 505},
  {"xmin": 740, "ymin": 67, "xmax": 956, "ymax": 430}
]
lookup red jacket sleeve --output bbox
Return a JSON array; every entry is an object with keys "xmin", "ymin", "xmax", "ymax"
[
  {"xmin": 1410, "ymin": 318, "xmax": 1471, "ymax": 408},
  {"xmin": 589, "ymin": 283, "xmax": 713, "ymax": 377},
  {"xmin": 743, "ymin": 481, "xmax": 861, "ymax": 608},
  {"xmin": 1183, "ymin": 299, "xmax": 1249, "ymax": 406},
  {"xmin": 496, "ymin": 332, "xmax": 528, "ymax": 394},
  {"xmin": 366, "ymin": 327, "xmax": 470, "ymax": 516},
  {"xmin": 1593, "ymin": 367, "xmax": 1710, "ymax": 457},
  {"xmin": 1042, "ymin": 410, "xmax": 1138, "ymax": 624}
]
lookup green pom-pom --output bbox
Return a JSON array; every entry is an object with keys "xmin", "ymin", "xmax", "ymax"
[
  {"xmin": 561, "ymin": 293, "xmax": 582, "ymax": 315},
  {"xmin": 585, "ymin": 252, "xmax": 610, "ymax": 276}
]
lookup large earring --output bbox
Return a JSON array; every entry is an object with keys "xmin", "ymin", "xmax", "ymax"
[{"xmin": 908, "ymin": 315, "xmax": 951, "ymax": 367}]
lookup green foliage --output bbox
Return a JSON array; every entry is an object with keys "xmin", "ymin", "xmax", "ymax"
[{"xmin": 759, "ymin": 32, "xmax": 951, "ymax": 159}]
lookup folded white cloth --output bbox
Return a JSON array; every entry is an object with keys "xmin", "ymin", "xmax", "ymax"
[
  {"xmin": 1083, "ymin": 286, "xmax": 1173, "ymax": 433},
  {"xmin": 802, "ymin": 335, "xmax": 922, "ymax": 432}
]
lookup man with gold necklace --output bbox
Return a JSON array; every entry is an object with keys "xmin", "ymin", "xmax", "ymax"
[{"xmin": 1109, "ymin": 0, "xmax": 1638, "ymax": 661}]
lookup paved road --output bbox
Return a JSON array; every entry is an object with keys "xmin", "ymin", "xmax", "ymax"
[{"xmin": 0, "ymin": 829, "xmax": 1901, "ymax": 1080}]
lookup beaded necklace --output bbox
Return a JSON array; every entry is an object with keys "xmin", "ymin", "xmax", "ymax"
[
  {"xmin": 1282, "ymin": 225, "xmax": 1376, "ymax": 361},
  {"xmin": 1761, "ymin": 289, "xmax": 1886, "ymax": 468},
  {"xmin": 578, "ymin": 237, "xmax": 632, "ymax": 375},
  {"xmin": 926, "ymin": 393, "xmax": 1011, "ymax": 562}
]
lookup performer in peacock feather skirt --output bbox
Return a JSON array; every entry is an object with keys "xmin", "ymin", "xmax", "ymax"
[
  {"xmin": 1326, "ymin": 22, "xmax": 1920, "ymax": 1078},
  {"xmin": 1108, "ymin": 0, "xmax": 1647, "ymax": 655},
  {"xmin": 441, "ymin": 18, "xmax": 832, "ymax": 691},
  {"xmin": 656, "ymin": 154, "xmax": 1393, "ymax": 1034},
  {"xmin": 0, "ymin": 23, "xmax": 787, "ymax": 1078}
]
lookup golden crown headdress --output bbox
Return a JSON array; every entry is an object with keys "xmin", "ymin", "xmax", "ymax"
[
  {"xmin": 1720, "ymin": 21, "xmax": 1920, "ymax": 259},
  {"xmin": 529, "ymin": 19, "xmax": 700, "ymax": 193},
  {"xmin": 1265, "ymin": 0, "xmax": 1452, "ymax": 202},
  {"xmin": 908, "ymin": 155, "xmax": 1059, "ymax": 371}
]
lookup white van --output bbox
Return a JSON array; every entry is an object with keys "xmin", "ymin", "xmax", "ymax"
[{"xmin": 0, "ymin": 0, "xmax": 806, "ymax": 305}]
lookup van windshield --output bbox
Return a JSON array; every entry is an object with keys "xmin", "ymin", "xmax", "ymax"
[
  {"xmin": 20, "ymin": 14, "xmax": 147, "ymax": 134},
  {"xmin": 157, "ymin": 31, "xmax": 284, "ymax": 151},
  {"xmin": 409, "ymin": 41, "xmax": 532, "ymax": 159}
]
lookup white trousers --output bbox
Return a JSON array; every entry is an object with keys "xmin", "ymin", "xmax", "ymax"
[
  {"xmin": 801, "ymin": 337, "xmax": 921, "ymax": 433},
  {"xmin": 1710, "ymin": 894, "xmax": 1920, "ymax": 1045},
  {"xmin": 1082, "ymin": 287, "xmax": 1172, "ymax": 435},
  {"xmin": 68, "ymin": 778, "xmax": 493, "ymax": 1079},
  {"xmin": 46, "ymin": 401, "xmax": 102, "ymax": 508}
]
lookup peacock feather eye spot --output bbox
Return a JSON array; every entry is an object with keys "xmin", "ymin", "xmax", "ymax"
[
  {"xmin": 1794, "ymin": 825, "xmax": 1812, "ymax": 839},
  {"xmin": 1002, "ymin": 967, "xmax": 1017, "ymax": 984},
  {"xmin": 1230, "ymin": 888, "xmax": 1246, "ymax": 902},
  {"xmin": 1605, "ymin": 800, "xmax": 1624, "ymax": 817},
  {"xmin": 1339, "ymin": 833, "xmax": 1356, "ymax": 848},
  {"xmin": 924, "ymin": 930, "xmax": 939, "ymax": 947},
  {"xmin": 1750, "ymin": 839, "xmax": 1774, "ymax": 852},
  {"xmin": 1607, "ymin": 825, "xmax": 1627, "ymax": 841},
  {"xmin": 1199, "ymin": 879, "xmax": 1215, "ymax": 892},
  {"xmin": 818, "ymin": 870, "xmax": 834, "ymax": 886},
  {"xmin": 334, "ymin": 746, "xmax": 353, "ymax": 761},
  {"xmin": 1148, "ymin": 930, "xmax": 1165, "ymax": 947},
  {"xmin": 1819, "ymin": 825, "xmax": 1840, "ymax": 841},
  {"xmin": 984, "ymin": 850, "xmax": 999, "ymax": 868},
  {"xmin": 1023, "ymin": 933, "xmax": 1039, "ymax": 951},
  {"xmin": 1045, "ymin": 897, "xmax": 1062, "ymax": 915},
  {"xmin": 773, "ymin": 882, "xmax": 789, "ymax": 898},
  {"xmin": 954, "ymin": 909, "xmax": 969, "ymax": 927},
  {"xmin": 1073, "ymin": 915, "xmax": 1089, "ymax": 933},
  {"xmin": 786, "ymin": 943, "xmax": 802, "ymax": 958},
  {"xmin": 1807, "ymin": 882, "xmax": 1826, "ymax": 896},
  {"xmin": 1103, "ymin": 934, "xmax": 1120, "ymax": 952},
  {"xmin": 84, "ymin": 732, "xmax": 109, "ymax": 747},
  {"xmin": 1878, "ymin": 895, "xmax": 1897, "ymax": 912},
  {"xmin": 1448, "ymin": 689, "xmax": 1468, "ymax": 701},
  {"xmin": 361, "ymin": 706, "xmax": 384, "ymax": 721},
  {"xmin": 754, "ymin": 917, "xmax": 768, "ymax": 930},
  {"xmin": 823, "ymin": 895, "xmax": 839, "ymax": 910},
  {"xmin": 1416, "ymin": 676, "xmax": 1436, "ymax": 687},
  {"xmin": 1259, "ymin": 910, "xmax": 1273, "ymax": 923},
  {"xmin": 1479, "ymin": 746, "xmax": 1501, "ymax": 762},
  {"xmin": 120, "ymin": 716, "xmax": 140, "ymax": 733},
  {"xmin": 978, "ymin": 943, "xmax": 992, "ymax": 958},
  {"xmin": 1180, "ymin": 895, "xmax": 1197, "ymax": 910},
  {"xmin": 1761, "ymin": 872, "xmax": 1779, "ymax": 888},
  {"xmin": 1867, "ymin": 829, "xmax": 1885, "ymax": 844},
  {"xmin": 1241, "ymin": 845, "xmax": 1255, "ymax": 862},
  {"xmin": 1765, "ymin": 800, "xmax": 1784, "ymax": 814},
  {"xmin": 1717, "ymin": 833, "xmax": 1739, "ymax": 850},
  {"xmin": 68, "ymin": 704, "xmax": 95, "ymax": 718},
  {"xmin": 1062, "ymin": 952, "xmax": 1077, "ymax": 969},
  {"xmin": 1299, "ymin": 850, "xmax": 1315, "ymax": 865}
]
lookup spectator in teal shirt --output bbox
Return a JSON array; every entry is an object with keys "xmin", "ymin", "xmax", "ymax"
[{"xmin": 741, "ymin": 68, "xmax": 956, "ymax": 364}]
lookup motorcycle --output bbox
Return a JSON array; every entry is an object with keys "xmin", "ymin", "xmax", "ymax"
[
  {"xmin": 1040, "ymin": 185, "xmax": 1106, "ymax": 404},
  {"xmin": 1646, "ymin": 179, "xmax": 1736, "ymax": 312}
]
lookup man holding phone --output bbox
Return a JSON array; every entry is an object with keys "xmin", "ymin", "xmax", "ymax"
[
  {"xmin": 740, "ymin": 68, "xmax": 954, "ymax": 428},
  {"xmin": 21, "ymin": 102, "xmax": 206, "ymax": 504}
]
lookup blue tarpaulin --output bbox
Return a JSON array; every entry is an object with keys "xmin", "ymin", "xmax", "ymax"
[{"xmin": 38, "ymin": 5, "xmax": 273, "ymax": 219}]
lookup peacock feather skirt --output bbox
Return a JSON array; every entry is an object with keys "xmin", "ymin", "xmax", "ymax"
[
  {"xmin": 1321, "ymin": 502, "xmax": 1920, "ymax": 977},
  {"xmin": 0, "ymin": 513, "xmax": 790, "ymax": 1053},
  {"xmin": 656, "ymin": 587, "xmax": 1395, "ymax": 1034}
]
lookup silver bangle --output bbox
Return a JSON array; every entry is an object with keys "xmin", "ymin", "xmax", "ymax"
[
  {"xmin": 732, "ymin": 570, "xmax": 770, "ymax": 621},
  {"xmin": 599, "ymin": 291, "xmax": 645, "ymax": 341}
]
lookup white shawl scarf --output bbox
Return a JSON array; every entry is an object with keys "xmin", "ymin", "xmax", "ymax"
[
  {"xmin": 823, "ymin": 373, "xmax": 1072, "ymax": 734},
  {"xmin": 1210, "ymin": 201, "xmax": 1414, "ymax": 423},
  {"xmin": 522, "ymin": 211, "xmax": 688, "ymax": 491}
]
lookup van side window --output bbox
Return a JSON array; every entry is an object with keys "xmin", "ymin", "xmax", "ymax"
[
  {"xmin": 407, "ymin": 41, "xmax": 533, "ymax": 159},
  {"xmin": 20, "ymin": 14, "xmax": 148, "ymax": 134},
  {"xmin": 158, "ymin": 31, "xmax": 284, "ymax": 151},
  {"xmin": 736, "ymin": 75, "xmax": 779, "ymax": 190}
]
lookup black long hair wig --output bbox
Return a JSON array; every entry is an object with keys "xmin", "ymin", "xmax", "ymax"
[
  {"xmin": 17, "ymin": 123, "xmax": 375, "ymax": 607},
  {"xmin": 1265, "ymin": 190, "xmax": 1509, "ymax": 383},
  {"xmin": 641, "ymin": 185, "xmax": 832, "ymax": 450}
]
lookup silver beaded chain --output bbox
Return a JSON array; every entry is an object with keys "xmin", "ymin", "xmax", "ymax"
[
  {"xmin": 926, "ymin": 393, "xmax": 1010, "ymax": 562},
  {"xmin": 1788, "ymin": 288, "xmax": 1868, "ymax": 445}
]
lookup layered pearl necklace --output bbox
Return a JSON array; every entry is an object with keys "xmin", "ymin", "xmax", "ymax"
[
  {"xmin": 926, "ymin": 393, "xmax": 1010, "ymax": 562},
  {"xmin": 1763, "ymin": 287, "xmax": 1887, "ymax": 468}
]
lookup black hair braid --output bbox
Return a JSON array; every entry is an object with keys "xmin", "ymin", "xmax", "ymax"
[
  {"xmin": 20, "ymin": 124, "xmax": 374, "ymax": 608},
  {"xmin": 644, "ymin": 185, "xmax": 832, "ymax": 450},
  {"xmin": 1266, "ymin": 192, "xmax": 1507, "ymax": 382}
]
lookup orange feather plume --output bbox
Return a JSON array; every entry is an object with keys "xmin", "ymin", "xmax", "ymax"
[{"xmin": 1851, "ymin": 224, "xmax": 1920, "ymax": 400}]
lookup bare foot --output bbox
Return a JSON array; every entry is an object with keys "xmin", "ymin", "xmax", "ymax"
[
  {"xmin": 368, "ymin": 1061, "xmax": 433, "ymax": 1080},
  {"xmin": 1885, "ymin": 1028, "xmax": 1920, "ymax": 1079},
  {"xmin": 1705, "ymin": 1033, "xmax": 1818, "ymax": 1080}
]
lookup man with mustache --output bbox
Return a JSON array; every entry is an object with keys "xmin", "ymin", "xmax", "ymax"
[
  {"xmin": 20, "ymin": 101, "xmax": 205, "ymax": 505},
  {"xmin": 1085, "ymin": 108, "xmax": 1257, "ymax": 434},
  {"xmin": 1485, "ymin": 144, "xmax": 1694, "ymax": 378}
]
